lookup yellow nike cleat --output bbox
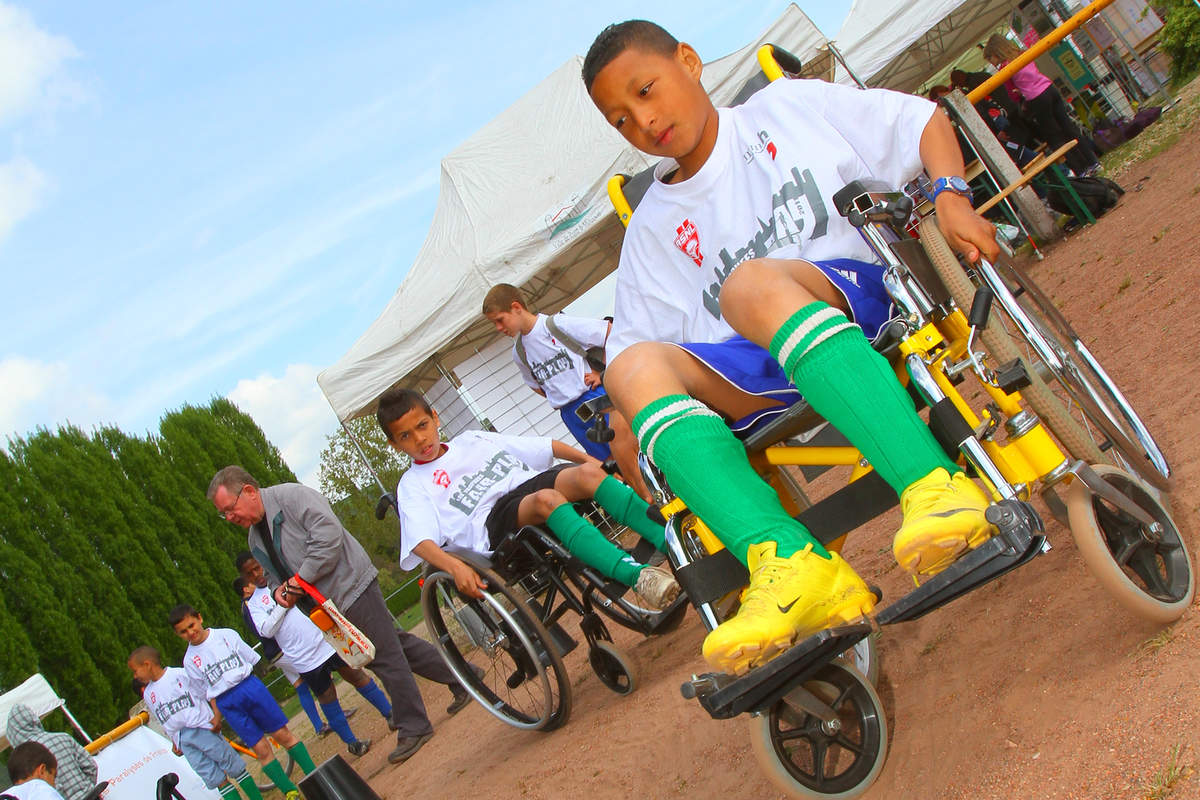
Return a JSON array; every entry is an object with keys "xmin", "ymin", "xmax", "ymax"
[
  {"xmin": 893, "ymin": 467, "xmax": 995, "ymax": 578},
  {"xmin": 702, "ymin": 542, "xmax": 876, "ymax": 675}
]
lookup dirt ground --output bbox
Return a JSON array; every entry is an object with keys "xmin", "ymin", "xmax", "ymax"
[{"xmin": 292, "ymin": 89, "xmax": 1200, "ymax": 800}]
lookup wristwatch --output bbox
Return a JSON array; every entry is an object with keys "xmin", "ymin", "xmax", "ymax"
[{"xmin": 930, "ymin": 175, "xmax": 973, "ymax": 204}]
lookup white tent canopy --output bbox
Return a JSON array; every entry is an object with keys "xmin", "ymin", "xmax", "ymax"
[
  {"xmin": 317, "ymin": 5, "xmax": 831, "ymax": 423},
  {"xmin": 833, "ymin": 0, "xmax": 1017, "ymax": 91}
]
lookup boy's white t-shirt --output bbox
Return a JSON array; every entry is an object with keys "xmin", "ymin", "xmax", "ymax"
[
  {"xmin": 142, "ymin": 666, "xmax": 215, "ymax": 748},
  {"xmin": 3, "ymin": 779, "xmax": 64, "ymax": 800},
  {"xmin": 513, "ymin": 314, "xmax": 609, "ymax": 408},
  {"xmin": 396, "ymin": 430, "xmax": 556, "ymax": 570},
  {"xmin": 244, "ymin": 586, "xmax": 335, "ymax": 674},
  {"xmin": 183, "ymin": 627, "xmax": 260, "ymax": 699},
  {"xmin": 608, "ymin": 78, "xmax": 936, "ymax": 360}
]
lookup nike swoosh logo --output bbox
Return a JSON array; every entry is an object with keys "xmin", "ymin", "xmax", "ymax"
[{"xmin": 777, "ymin": 597, "xmax": 803, "ymax": 613}]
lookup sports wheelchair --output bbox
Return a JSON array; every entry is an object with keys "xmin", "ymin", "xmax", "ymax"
[
  {"xmin": 411, "ymin": 497, "xmax": 689, "ymax": 732},
  {"xmin": 576, "ymin": 175, "xmax": 1193, "ymax": 799}
]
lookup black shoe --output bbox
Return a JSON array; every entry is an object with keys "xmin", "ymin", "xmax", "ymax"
[
  {"xmin": 347, "ymin": 739, "xmax": 370, "ymax": 757},
  {"xmin": 316, "ymin": 725, "xmax": 332, "ymax": 738},
  {"xmin": 387, "ymin": 732, "xmax": 433, "ymax": 764},
  {"xmin": 446, "ymin": 687, "xmax": 471, "ymax": 716}
]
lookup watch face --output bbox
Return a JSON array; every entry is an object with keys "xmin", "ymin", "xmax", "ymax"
[{"xmin": 949, "ymin": 176, "xmax": 970, "ymax": 193}]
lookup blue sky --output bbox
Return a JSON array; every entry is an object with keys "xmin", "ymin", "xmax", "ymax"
[{"xmin": 0, "ymin": 0, "xmax": 851, "ymax": 486}]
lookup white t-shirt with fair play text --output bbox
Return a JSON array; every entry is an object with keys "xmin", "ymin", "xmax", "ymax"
[
  {"xmin": 244, "ymin": 586, "xmax": 335, "ymax": 674},
  {"xmin": 183, "ymin": 628, "xmax": 259, "ymax": 699},
  {"xmin": 396, "ymin": 431, "xmax": 556, "ymax": 570},
  {"xmin": 607, "ymin": 78, "xmax": 935, "ymax": 361},
  {"xmin": 513, "ymin": 314, "xmax": 609, "ymax": 408},
  {"xmin": 142, "ymin": 667, "xmax": 215, "ymax": 748},
  {"xmin": 2, "ymin": 779, "xmax": 65, "ymax": 800}
]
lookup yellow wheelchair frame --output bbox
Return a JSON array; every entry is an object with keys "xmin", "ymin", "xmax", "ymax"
[{"xmin": 594, "ymin": 43, "xmax": 1191, "ymax": 800}]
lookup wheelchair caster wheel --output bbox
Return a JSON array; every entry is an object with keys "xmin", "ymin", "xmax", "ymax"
[
  {"xmin": 1067, "ymin": 465, "xmax": 1194, "ymax": 623},
  {"xmin": 838, "ymin": 633, "xmax": 880, "ymax": 687},
  {"xmin": 588, "ymin": 640, "xmax": 637, "ymax": 695},
  {"xmin": 747, "ymin": 662, "xmax": 887, "ymax": 799}
]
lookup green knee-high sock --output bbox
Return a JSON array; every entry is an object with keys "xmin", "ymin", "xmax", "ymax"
[
  {"xmin": 235, "ymin": 771, "xmax": 263, "ymax": 800},
  {"xmin": 219, "ymin": 782, "xmax": 241, "ymax": 800},
  {"xmin": 632, "ymin": 396, "xmax": 827, "ymax": 564},
  {"xmin": 770, "ymin": 302, "xmax": 958, "ymax": 492},
  {"xmin": 287, "ymin": 741, "xmax": 316, "ymax": 774},
  {"xmin": 594, "ymin": 475, "xmax": 666, "ymax": 549},
  {"xmin": 545, "ymin": 504, "xmax": 644, "ymax": 587},
  {"xmin": 261, "ymin": 759, "xmax": 298, "ymax": 794}
]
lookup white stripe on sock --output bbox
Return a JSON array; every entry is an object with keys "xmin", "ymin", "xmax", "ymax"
[
  {"xmin": 633, "ymin": 398, "xmax": 710, "ymax": 442},
  {"xmin": 775, "ymin": 306, "xmax": 845, "ymax": 370},
  {"xmin": 798, "ymin": 321, "xmax": 858, "ymax": 361}
]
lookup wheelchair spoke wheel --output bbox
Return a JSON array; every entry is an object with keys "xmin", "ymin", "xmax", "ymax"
[
  {"xmin": 1066, "ymin": 465, "xmax": 1193, "ymax": 622},
  {"xmin": 748, "ymin": 662, "xmax": 887, "ymax": 799},
  {"xmin": 588, "ymin": 640, "xmax": 637, "ymax": 695},
  {"xmin": 421, "ymin": 567, "xmax": 572, "ymax": 731},
  {"xmin": 920, "ymin": 218, "xmax": 1170, "ymax": 490}
]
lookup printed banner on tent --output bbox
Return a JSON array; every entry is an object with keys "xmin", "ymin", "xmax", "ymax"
[{"xmin": 93, "ymin": 727, "xmax": 219, "ymax": 800}]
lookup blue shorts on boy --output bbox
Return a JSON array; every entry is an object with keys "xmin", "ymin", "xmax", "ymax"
[
  {"xmin": 676, "ymin": 257, "xmax": 895, "ymax": 437},
  {"xmin": 214, "ymin": 675, "xmax": 289, "ymax": 746},
  {"xmin": 177, "ymin": 727, "xmax": 246, "ymax": 789},
  {"xmin": 184, "ymin": 627, "xmax": 286, "ymax": 746}
]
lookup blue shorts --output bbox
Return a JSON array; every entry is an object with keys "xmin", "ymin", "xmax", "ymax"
[
  {"xmin": 214, "ymin": 675, "xmax": 289, "ymax": 748},
  {"xmin": 675, "ymin": 258, "xmax": 896, "ymax": 438},
  {"xmin": 178, "ymin": 726, "xmax": 247, "ymax": 789},
  {"xmin": 559, "ymin": 386, "xmax": 613, "ymax": 461}
]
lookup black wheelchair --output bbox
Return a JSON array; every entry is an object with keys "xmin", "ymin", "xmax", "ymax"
[{"xmin": 375, "ymin": 492, "xmax": 689, "ymax": 732}]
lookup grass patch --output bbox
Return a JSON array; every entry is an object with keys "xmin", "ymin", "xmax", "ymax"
[
  {"xmin": 920, "ymin": 632, "xmax": 949, "ymax": 656},
  {"xmin": 1141, "ymin": 743, "xmax": 1192, "ymax": 800},
  {"xmin": 396, "ymin": 602, "xmax": 424, "ymax": 631},
  {"xmin": 1131, "ymin": 626, "xmax": 1176, "ymax": 659},
  {"xmin": 1118, "ymin": 274, "xmax": 1133, "ymax": 293}
]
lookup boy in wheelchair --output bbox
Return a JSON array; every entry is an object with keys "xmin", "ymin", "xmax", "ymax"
[
  {"xmin": 376, "ymin": 387, "xmax": 680, "ymax": 608},
  {"xmin": 583, "ymin": 21, "xmax": 1003, "ymax": 675}
]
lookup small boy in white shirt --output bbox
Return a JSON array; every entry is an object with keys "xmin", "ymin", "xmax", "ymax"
[
  {"xmin": 127, "ymin": 646, "xmax": 263, "ymax": 800},
  {"xmin": 3, "ymin": 743, "xmax": 66, "ymax": 800},
  {"xmin": 169, "ymin": 604, "xmax": 313, "ymax": 800},
  {"xmin": 377, "ymin": 387, "xmax": 678, "ymax": 606},
  {"xmin": 483, "ymin": 283, "xmax": 648, "ymax": 500}
]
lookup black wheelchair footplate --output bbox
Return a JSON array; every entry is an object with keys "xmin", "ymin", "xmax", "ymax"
[
  {"xmin": 681, "ymin": 622, "xmax": 874, "ymax": 720},
  {"xmin": 876, "ymin": 498, "xmax": 1046, "ymax": 626}
]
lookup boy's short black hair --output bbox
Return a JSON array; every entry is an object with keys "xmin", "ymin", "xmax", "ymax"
[
  {"xmin": 234, "ymin": 550, "xmax": 256, "ymax": 572},
  {"xmin": 8, "ymin": 741, "xmax": 56, "ymax": 783},
  {"xmin": 232, "ymin": 576, "xmax": 248, "ymax": 596},
  {"xmin": 167, "ymin": 603, "xmax": 200, "ymax": 627},
  {"xmin": 128, "ymin": 644, "xmax": 161, "ymax": 666},
  {"xmin": 583, "ymin": 20, "xmax": 679, "ymax": 92},
  {"xmin": 131, "ymin": 675, "xmax": 147, "ymax": 698},
  {"xmin": 377, "ymin": 387, "xmax": 433, "ymax": 440}
]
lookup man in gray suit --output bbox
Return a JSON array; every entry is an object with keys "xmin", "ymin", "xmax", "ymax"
[{"xmin": 208, "ymin": 465, "xmax": 470, "ymax": 765}]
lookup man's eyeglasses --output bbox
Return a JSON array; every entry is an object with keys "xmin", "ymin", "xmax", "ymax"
[{"xmin": 217, "ymin": 486, "xmax": 245, "ymax": 520}]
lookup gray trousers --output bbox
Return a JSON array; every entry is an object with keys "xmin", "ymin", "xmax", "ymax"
[{"xmin": 345, "ymin": 578, "xmax": 459, "ymax": 737}]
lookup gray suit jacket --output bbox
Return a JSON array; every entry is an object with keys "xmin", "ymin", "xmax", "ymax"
[{"xmin": 249, "ymin": 482, "xmax": 378, "ymax": 608}]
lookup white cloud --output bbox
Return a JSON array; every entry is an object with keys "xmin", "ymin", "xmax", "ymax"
[
  {"xmin": 0, "ymin": 2, "xmax": 79, "ymax": 126},
  {"xmin": 0, "ymin": 155, "xmax": 49, "ymax": 243},
  {"xmin": 0, "ymin": 355, "xmax": 109, "ymax": 439},
  {"xmin": 227, "ymin": 364, "xmax": 339, "ymax": 490}
]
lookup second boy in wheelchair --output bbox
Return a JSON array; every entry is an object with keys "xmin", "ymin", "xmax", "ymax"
[
  {"xmin": 583, "ymin": 21, "xmax": 1004, "ymax": 675},
  {"xmin": 376, "ymin": 387, "xmax": 680, "ymax": 608}
]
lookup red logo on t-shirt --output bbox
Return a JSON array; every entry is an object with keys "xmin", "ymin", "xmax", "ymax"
[
  {"xmin": 149, "ymin": 692, "xmax": 156, "ymax": 703},
  {"xmin": 192, "ymin": 655, "xmax": 202, "ymax": 667},
  {"xmin": 432, "ymin": 469, "xmax": 451, "ymax": 488},
  {"xmin": 674, "ymin": 219, "xmax": 704, "ymax": 267}
]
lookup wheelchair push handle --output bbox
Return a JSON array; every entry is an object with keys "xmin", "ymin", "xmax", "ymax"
[{"xmin": 576, "ymin": 394, "xmax": 617, "ymax": 443}]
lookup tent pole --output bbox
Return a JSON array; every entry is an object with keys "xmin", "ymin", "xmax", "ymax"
[
  {"xmin": 341, "ymin": 420, "xmax": 388, "ymax": 495},
  {"xmin": 60, "ymin": 704, "xmax": 91, "ymax": 744},
  {"xmin": 827, "ymin": 40, "xmax": 867, "ymax": 88}
]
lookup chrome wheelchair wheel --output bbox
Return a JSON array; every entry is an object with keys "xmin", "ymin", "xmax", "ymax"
[
  {"xmin": 920, "ymin": 218, "xmax": 1171, "ymax": 490},
  {"xmin": 1066, "ymin": 465, "xmax": 1193, "ymax": 622},
  {"xmin": 747, "ymin": 662, "xmax": 887, "ymax": 799},
  {"xmin": 421, "ymin": 566, "xmax": 572, "ymax": 731},
  {"xmin": 838, "ymin": 634, "xmax": 880, "ymax": 687}
]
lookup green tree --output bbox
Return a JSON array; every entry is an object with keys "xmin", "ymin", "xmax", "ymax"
[
  {"xmin": 318, "ymin": 415, "xmax": 409, "ymax": 501},
  {"xmin": 1161, "ymin": 0, "xmax": 1200, "ymax": 85}
]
